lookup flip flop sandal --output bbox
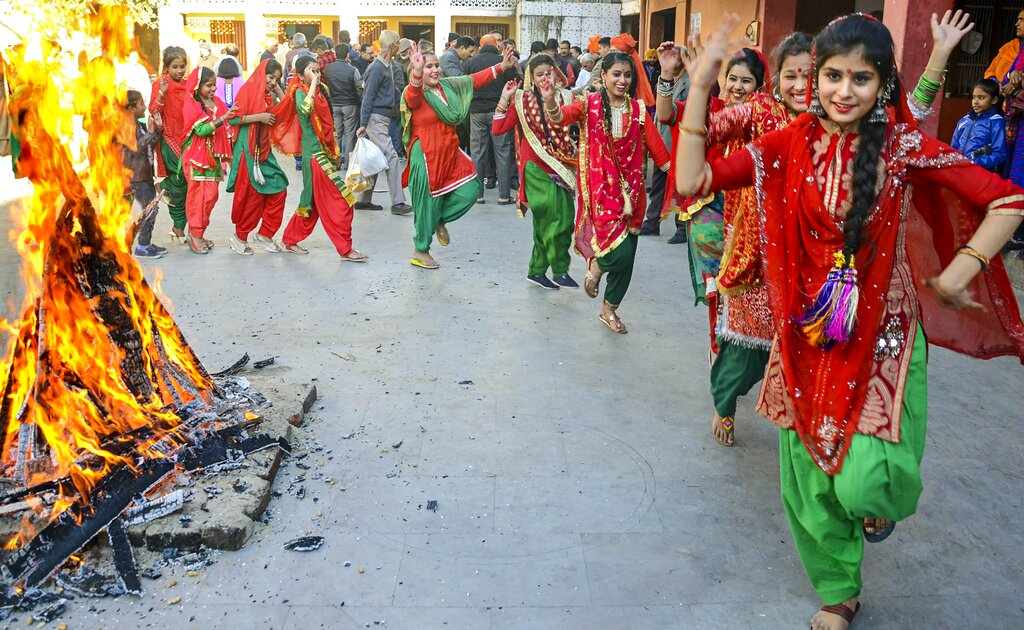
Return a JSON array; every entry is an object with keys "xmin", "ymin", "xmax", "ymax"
[
  {"xmin": 863, "ymin": 519, "xmax": 895, "ymax": 543},
  {"xmin": 436, "ymin": 225, "xmax": 449, "ymax": 247},
  {"xmin": 818, "ymin": 601, "xmax": 860, "ymax": 626},
  {"xmin": 714, "ymin": 415, "xmax": 735, "ymax": 447},
  {"xmin": 410, "ymin": 257, "xmax": 439, "ymax": 269},
  {"xmin": 598, "ymin": 309, "xmax": 627, "ymax": 334},
  {"xmin": 284, "ymin": 244, "xmax": 309, "ymax": 255},
  {"xmin": 340, "ymin": 250, "xmax": 369, "ymax": 263},
  {"xmin": 187, "ymin": 234, "xmax": 209, "ymax": 255}
]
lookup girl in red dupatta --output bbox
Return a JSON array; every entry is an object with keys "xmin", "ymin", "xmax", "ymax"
[
  {"xmin": 677, "ymin": 14, "xmax": 1024, "ymax": 629},
  {"xmin": 226, "ymin": 59, "xmax": 289, "ymax": 255},
  {"xmin": 543, "ymin": 51, "xmax": 670, "ymax": 333},
  {"xmin": 492, "ymin": 54, "xmax": 579, "ymax": 289},
  {"xmin": 179, "ymin": 66, "xmax": 234, "ymax": 254},
  {"xmin": 270, "ymin": 56, "xmax": 367, "ymax": 262},
  {"xmin": 149, "ymin": 46, "xmax": 188, "ymax": 241}
]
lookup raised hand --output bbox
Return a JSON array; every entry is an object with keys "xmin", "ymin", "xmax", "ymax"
[
  {"xmin": 500, "ymin": 44, "xmax": 519, "ymax": 71},
  {"xmin": 409, "ymin": 42, "xmax": 425, "ymax": 74},
  {"xmin": 686, "ymin": 14, "xmax": 747, "ymax": 89},
  {"xmin": 158, "ymin": 75, "xmax": 169, "ymax": 95},
  {"xmin": 656, "ymin": 41, "xmax": 680, "ymax": 78},
  {"xmin": 500, "ymin": 79, "xmax": 520, "ymax": 101},
  {"xmin": 538, "ymin": 74, "xmax": 557, "ymax": 103},
  {"xmin": 303, "ymin": 64, "xmax": 319, "ymax": 84},
  {"xmin": 931, "ymin": 9, "xmax": 974, "ymax": 56}
]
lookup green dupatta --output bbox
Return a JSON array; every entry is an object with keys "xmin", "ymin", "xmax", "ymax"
[{"xmin": 400, "ymin": 75, "xmax": 475, "ymax": 149}]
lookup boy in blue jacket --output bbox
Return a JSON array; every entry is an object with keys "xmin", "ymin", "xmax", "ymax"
[{"xmin": 951, "ymin": 78, "xmax": 1007, "ymax": 173}]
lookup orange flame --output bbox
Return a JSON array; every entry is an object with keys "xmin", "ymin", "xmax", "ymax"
[{"xmin": 0, "ymin": 2, "xmax": 211, "ymax": 502}]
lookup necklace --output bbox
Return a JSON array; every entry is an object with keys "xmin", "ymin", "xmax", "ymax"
[{"xmin": 608, "ymin": 98, "xmax": 629, "ymax": 139}]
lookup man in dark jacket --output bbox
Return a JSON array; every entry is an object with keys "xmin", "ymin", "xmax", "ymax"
[
  {"xmin": 323, "ymin": 43, "xmax": 363, "ymax": 168},
  {"xmin": 355, "ymin": 30, "xmax": 411, "ymax": 214},
  {"xmin": 464, "ymin": 35, "xmax": 517, "ymax": 204},
  {"xmin": 353, "ymin": 44, "xmax": 374, "ymax": 74}
]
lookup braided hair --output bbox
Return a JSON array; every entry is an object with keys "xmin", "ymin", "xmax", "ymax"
[
  {"xmin": 813, "ymin": 14, "xmax": 896, "ymax": 260},
  {"xmin": 528, "ymin": 54, "xmax": 557, "ymax": 143}
]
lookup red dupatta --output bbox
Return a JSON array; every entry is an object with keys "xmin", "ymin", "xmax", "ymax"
[
  {"xmin": 149, "ymin": 71, "xmax": 186, "ymax": 176},
  {"xmin": 180, "ymin": 68, "xmax": 231, "ymax": 172},
  {"xmin": 233, "ymin": 59, "xmax": 276, "ymax": 161},
  {"xmin": 753, "ymin": 110, "xmax": 1024, "ymax": 474},
  {"xmin": 270, "ymin": 75, "xmax": 338, "ymax": 160},
  {"xmin": 575, "ymin": 92, "xmax": 647, "ymax": 259}
]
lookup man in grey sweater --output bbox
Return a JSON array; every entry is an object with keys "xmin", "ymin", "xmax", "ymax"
[{"xmin": 355, "ymin": 30, "xmax": 412, "ymax": 215}]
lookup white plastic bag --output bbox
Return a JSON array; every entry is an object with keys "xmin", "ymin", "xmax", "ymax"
[{"xmin": 345, "ymin": 137, "xmax": 387, "ymax": 192}]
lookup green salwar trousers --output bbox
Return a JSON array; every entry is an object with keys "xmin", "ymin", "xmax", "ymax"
[
  {"xmin": 596, "ymin": 233, "xmax": 638, "ymax": 306},
  {"xmin": 161, "ymin": 142, "xmax": 188, "ymax": 230},
  {"xmin": 409, "ymin": 141, "xmax": 477, "ymax": 253},
  {"xmin": 523, "ymin": 162, "xmax": 574, "ymax": 276},
  {"xmin": 779, "ymin": 326, "xmax": 928, "ymax": 606},
  {"xmin": 710, "ymin": 337, "xmax": 770, "ymax": 417}
]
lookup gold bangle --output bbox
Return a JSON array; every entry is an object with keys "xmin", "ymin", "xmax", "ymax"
[
  {"xmin": 680, "ymin": 125, "xmax": 707, "ymax": 137},
  {"xmin": 926, "ymin": 66, "xmax": 948, "ymax": 75},
  {"xmin": 956, "ymin": 244, "xmax": 989, "ymax": 270}
]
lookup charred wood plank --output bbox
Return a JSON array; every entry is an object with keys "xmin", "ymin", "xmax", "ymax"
[
  {"xmin": 107, "ymin": 518, "xmax": 141, "ymax": 595},
  {"xmin": 1, "ymin": 459, "xmax": 173, "ymax": 587},
  {"xmin": 212, "ymin": 354, "xmax": 250, "ymax": 378}
]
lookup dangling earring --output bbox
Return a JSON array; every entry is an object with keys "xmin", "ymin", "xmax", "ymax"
[
  {"xmin": 808, "ymin": 92, "xmax": 825, "ymax": 116},
  {"xmin": 867, "ymin": 96, "xmax": 888, "ymax": 124},
  {"xmin": 868, "ymin": 76, "xmax": 895, "ymax": 124},
  {"xmin": 773, "ymin": 86, "xmax": 783, "ymax": 103}
]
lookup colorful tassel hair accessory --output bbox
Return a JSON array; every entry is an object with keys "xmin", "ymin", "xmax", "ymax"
[{"xmin": 798, "ymin": 251, "xmax": 860, "ymax": 349}]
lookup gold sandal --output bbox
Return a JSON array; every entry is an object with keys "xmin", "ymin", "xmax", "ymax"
[{"xmin": 598, "ymin": 302, "xmax": 627, "ymax": 334}]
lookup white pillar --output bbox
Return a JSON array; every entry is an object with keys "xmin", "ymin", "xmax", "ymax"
[
  {"xmin": 244, "ymin": 9, "xmax": 266, "ymax": 70},
  {"xmin": 158, "ymin": 2, "xmax": 188, "ymax": 56},
  {"xmin": 435, "ymin": 0, "xmax": 453, "ymax": 52}
]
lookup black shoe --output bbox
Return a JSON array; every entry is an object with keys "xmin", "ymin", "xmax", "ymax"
[
  {"xmin": 354, "ymin": 201, "xmax": 383, "ymax": 211},
  {"xmin": 527, "ymin": 274, "xmax": 559, "ymax": 290},
  {"xmin": 552, "ymin": 274, "xmax": 579, "ymax": 289},
  {"xmin": 639, "ymin": 224, "xmax": 660, "ymax": 236},
  {"xmin": 484, "ymin": 177, "xmax": 497, "ymax": 190},
  {"xmin": 390, "ymin": 203, "xmax": 413, "ymax": 215},
  {"xmin": 667, "ymin": 231, "xmax": 688, "ymax": 244},
  {"xmin": 476, "ymin": 197, "xmax": 485, "ymax": 204}
]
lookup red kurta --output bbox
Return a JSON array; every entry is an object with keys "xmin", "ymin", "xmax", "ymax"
[{"xmin": 401, "ymin": 66, "xmax": 501, "ymax": 195}]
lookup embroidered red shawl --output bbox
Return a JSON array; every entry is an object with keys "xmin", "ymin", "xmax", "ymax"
[
  {"xmin": 270, "ymin": 76, "xmax": 338, "ymax": 160},
  {"xmin": 149, "ymin": 71, "xmax": 186, "ymax": 176},
  {"xmin": 751, "ymin": 113, "xmax": 1024, "ymax": 474},
  {"xmin": 575, "ymin": 92, "xmax": 646, "ymax": 259},
  {"xmin": 180, "ymin": 68, "xmax": 231, "ymax": 172}
]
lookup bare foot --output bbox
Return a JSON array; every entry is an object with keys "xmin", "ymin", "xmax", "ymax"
[
  {"xmin": 584, "ymin": 258, "xmax": 602, "ymax": 299},
  {"xmin": 711, "ymin": 411, "xmax": 734, "ymax": 446},
  {"xmin": 810, "ymin": 597, "xmax": 859, "ymax": 630}
]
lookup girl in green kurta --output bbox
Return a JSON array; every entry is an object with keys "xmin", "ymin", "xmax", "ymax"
[
  {"xmin": 492, "ymin": 55, "xmax": 579, "ymax": 290},
  {"xmin": 226, "ymin": 59, "xmax": 289, "ymax": 255},
  {"xmin": 272, "ymin": 57, "xmax": 366, "ymax": 261}
]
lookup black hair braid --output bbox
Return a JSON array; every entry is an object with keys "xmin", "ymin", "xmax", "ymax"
[
  {"xmin": 843, "ymin": 119, "xmax": 886, "ymax": 259},
  {"xmin": 600, "ymin": 84, "xmax": 613, "ymax": 138},
  {"xmin": 532, "ymin": 84, "xmax": 553, "ymax": 143}
]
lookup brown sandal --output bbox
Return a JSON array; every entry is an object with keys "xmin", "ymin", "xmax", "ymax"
[
  {"xmin": 598, "ymin": 302, "xmax": 627, "ymax": 334},
  {"xmin": 815, "ymin": 601, "xmax": 860, "ymax": 629},
  {"xmin": 340, "ymin": 249, "xmax": 369, "ymax": 263}
]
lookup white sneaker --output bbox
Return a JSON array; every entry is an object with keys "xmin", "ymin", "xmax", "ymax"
[
  {"xmin": 230, "ymin": 235, "xmax": 253, "ymax": 256},
  {"xmin": 252, "ymin": 233, "xmax": 282, "ymax": 253}
]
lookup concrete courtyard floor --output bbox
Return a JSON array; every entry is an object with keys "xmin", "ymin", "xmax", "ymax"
[{"xmin": 1, "ymin": 169, "xmax": 1023, "ymax": 629}]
